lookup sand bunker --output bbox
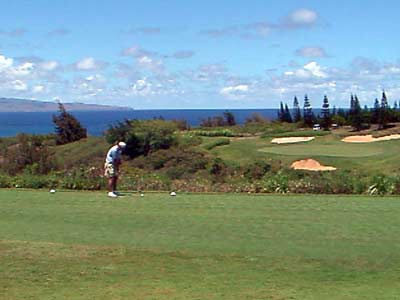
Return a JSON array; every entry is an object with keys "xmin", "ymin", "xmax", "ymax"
[
  {"xmin": 342, "ymin": 134, "xmax": 400, "ymax": 143},
  {"xmin": 291, "ymin": 159, "xmax": 337, "ymax": 171},
  {"xmin": 271, "ymin": 137, "xmax": 315, "ymax": 144}
]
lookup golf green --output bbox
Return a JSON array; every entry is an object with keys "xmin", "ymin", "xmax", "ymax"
[{"xmin": 260, "ymin": 142, "xmax": 385, "ymax": 157}]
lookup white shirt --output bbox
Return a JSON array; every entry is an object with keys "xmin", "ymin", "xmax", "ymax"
[{"xmin": 105, "ymin": 145, "xmax": 122, "ymax": 164}]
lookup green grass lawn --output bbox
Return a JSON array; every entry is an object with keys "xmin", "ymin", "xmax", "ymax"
[
  {"xmin": 211, "ymin": 134, "xmax": 400, "ymax": 173},
  {"xmin": 259, "ymin": 141, "xmax": 385, "ymax": 157},
  {"xmin": 2, "ymin": 190, "xmax": 400, "ymax": 299}
]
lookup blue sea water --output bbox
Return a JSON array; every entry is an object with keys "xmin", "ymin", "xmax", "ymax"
[{"xmin": 0, "ymin": 109, "xmax": 280, "ymax": 137}]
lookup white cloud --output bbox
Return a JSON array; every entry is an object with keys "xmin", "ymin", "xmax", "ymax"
[
  {"xmin": 32, "ymin": 85, "xmax": 45, "ymax": 93},
  {"xmin": 40, "ymin": 60, "xmax": 59, "ymax": 71},
  {"xmin": 75, "ymin": 57, "xmax": 106, "ymax": 71},
  {"xmin": 11, "ymin": 80, "xmax": 27, "ymax": 91},
  {"xmin": 200, "ymin": 8, "xmax": 319, "ymax": 40},
  {"xmin": 85, "ymin": 74, "xmax": 106, "ymax": 82},
  {"xmin": 131, "ymin": 78, "xmax": 153, "ymax": 96},
  {"xmin": 296, "ymin": 46, "xmax": 328, "ymax": 58},
  {"xmin": 124, "ymin": 27, "xmax": 161, "ymax": 35},
  {"xmin": 0, "ymin": 28, "xmax": 27, "ymax": 37},
  {"xmin": 121, "ymin": 45, "xmax": 165, "ymax": 74},
  {"xmin": 47, "ymin": 28, "xmax": 70, "ymax": 37},
  {"xmin": 12, "ymin": 62, "xmax": 35, "ymax": 76},
  {"xmin": 121, "ymin": 45, "xmax": 153, "ymax": 57},
  {"xmin": 285, "ymin": 9, "xmax": 318, "ymax": 27},
  {"xmin": 220, "ymin": 84, "xmax": 249, "ymax": 99},
  {"xmin": 304, "ymin": 62, "xmax": 327, "ymax": 78},
  {"xmin": 137, "ymin": 55, "xmax": 164, "ymax": 73},
  {"xmin": 285, "ymin": 61, "xmax": 328, "ymax": 79},
  {"xmin": 185, "ymin": 63, "xmax": 228, "ymax": 82},
  {"xmin": 0, "ymin": 55, "xmax": 13, "ymax": 70},
  {"xmin": 172, "ymin": 50, "xmax": 195, "ymax": 59}
]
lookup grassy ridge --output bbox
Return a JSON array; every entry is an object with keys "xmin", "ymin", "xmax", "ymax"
[{"xmin": 2, "ymin": 190, "xmax": 400, "ymax": 299}]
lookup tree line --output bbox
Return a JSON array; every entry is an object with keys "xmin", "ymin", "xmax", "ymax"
[
  {"xmin": 278, "ymin": 92, "xmax": 399, "ymax": 131},
  {"xmin": 50, "ymin": 91, "xmax": 400, "ymax": 149}
]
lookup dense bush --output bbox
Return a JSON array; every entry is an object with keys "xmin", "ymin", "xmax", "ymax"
[
  {"xmin": 261, "ymin": 172, "xmax": 289, "ymax": 193},
  {"xmin": 243, "ymin": 160, "xmax": 271, "ymax": 180},
  {"xmin": 128, "ymin": 147, "xmax": 210, "ymax": 181},
  {"xmin": 11, "ymin": 174, "xmax": 58, "ymax": 189},
  {"xmin": 200, "ymin": 111, "xmax": 236, "ymax": 127},
  {"xmin": 208, "ymin": 158, "xmax": 225, "ymax": 175},
  {"xmin": 172, "ymin": 119, "xmax": 191, "ymax": 130},
  {"xmin": 106, "ymin": 119, "xmax": 178, "ymax": 158},
  {"xmin": 0, "ymin": 173, "xmax": 12, "ymax": 188},
  {"xmin": 1, "ymin": 134, "xmax": 55, "ymax": 175},
  {"xmin": 53, "ymin": 103, "xmax": 87, "ymax": 145},
  {"xmin": 368, "ymin": 174, "xmax": 396, "ymax": 195}
]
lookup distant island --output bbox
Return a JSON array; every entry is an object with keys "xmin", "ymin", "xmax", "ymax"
[{"xmin": 0, "ymin": 98, "xmax": 133, "ymax": 112}]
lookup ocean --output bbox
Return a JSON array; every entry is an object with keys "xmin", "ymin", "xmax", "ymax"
[{"xmin": 0, "ymin": 109, "xmax": 280, "ymax": 137}]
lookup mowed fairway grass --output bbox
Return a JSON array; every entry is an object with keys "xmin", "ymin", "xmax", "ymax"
[
  {"xmin": 2, "ymin": 190, "xmax": 400, "ymax": 299},
  {"xmin": 212, "ymin": 134, "xmax": 400, "ymax": 173}
]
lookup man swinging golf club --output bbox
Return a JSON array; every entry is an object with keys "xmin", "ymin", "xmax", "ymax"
[{"xmin": 104, "ymin": 141, "xmax": 126, "ymax": 197}]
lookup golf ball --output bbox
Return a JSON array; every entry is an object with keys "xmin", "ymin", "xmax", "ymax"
[
  {"xmin": 170, "ymin": 191, "xmax": 176, "ymax": 196},
  {"xmin": 50, "ymin": 189, "xmax": 56, "ymax": 194},
  {"xmin": 140, "ymin": 193, "xmax": 144, "ymax": 197}
]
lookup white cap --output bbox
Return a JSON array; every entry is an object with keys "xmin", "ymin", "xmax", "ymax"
[{"xmin": 118, "ymin": 141, "xmax": 127, "ymax": 148}]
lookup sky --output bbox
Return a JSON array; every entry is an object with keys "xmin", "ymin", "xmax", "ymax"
[{"xmin": 1, "ymin": 0, "xmax": 400, "ymax": 109}]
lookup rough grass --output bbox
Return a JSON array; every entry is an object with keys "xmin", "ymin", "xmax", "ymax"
[
  {"xmin": 2, "ymin": 190, "xmax": 400, "ymax": 299},
  {"xmin": 54, "ymin": 137, "xmax": 109, "ymax": 167}
]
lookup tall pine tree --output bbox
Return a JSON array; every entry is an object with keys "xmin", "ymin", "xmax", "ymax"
[
  {"xmin": 284, "ymin": 103, "xmax": 293, "ymax": 123},
  {"xmin": 351, "ymin": 94, "xmax": 363, "ymax": 131},
  {"xmin": 371, "ymin": 98, "xmax": 380, "ymax": 124},
  {"xmin": 378, "ymin": 91, "xmax": 389, "ymax": 129},
  {"xmin": 303, "ymin": 95, "xmax": 314, "ymax": 127},
  {"xmin": 278, "ymin": 102, "xmax": 285, "ymax": 121},
  {"xmin": 292, "ymin": 96, "xmax": 302, "ymax": 123},
  {"xmin": 321, "ymin": 95, "xmax": 331, "ymax": 130}
]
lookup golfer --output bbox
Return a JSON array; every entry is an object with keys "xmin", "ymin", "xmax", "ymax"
[{"xmin": 104, "ymin": 141, "xmax": 126, "ymax": 197}]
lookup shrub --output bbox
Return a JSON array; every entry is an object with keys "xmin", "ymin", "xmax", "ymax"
[
  {"xmin": 1, "ymin": 134, "xmax": 55, "ymax": 175},
  {"xmin": 59, "ymin": 167, "xmax": 106, "ymax": 190},
  {"xmin": 172, "ymin": 119, "xmax": 190, "ymax": 130},
  {"xmin": 11, "ymin": 174, "xmax": 58, "ymax": 189},
  {"xmin": 204, "ymin": 138, "xmax": 230, "ymax": 150},
  {"xmin": 245, "ymin": 113, "xmax": 270, "ymax": 125},
  {"xmin": 368, "ymin": 174, "xmax": 395, "ymax": 195},
  {"xmin": 105, "ymin": 120, "xmax": 131, "ymax": 144},
  {"xmin": 177, "ymin": 134, "xmax": 203, "ymax": 148},
  {"xmin": 200, "ymin": 112, "xmax": 236, "ymax": 127},
  {"xmin": 192, "ymin": 129, "xmax": 236, "ymax": 137},
  {"xmin": 162, "ymin": 149, "xmax": 209, "ymax": 179},
  {"xmin": 53, "ymin": 103, "xmax": 87, "ymax": 145},
  {"xmin": 261, "ymin": 172, "xmax": 289, "ymax": 193},
  {"xmin": 0, "ymin": 173, "xmax": 12, "ymax": 188},
  {"xmin": 105, "ymin": 119, "xmax": 178, "ymax": 159},
  {"xmin": 208, "ymin": 158, "xmax": 226, "ymax": 175},
  {"xmin": 243, "ymin": 160, "xmax": 271, "ymax": 180}
]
